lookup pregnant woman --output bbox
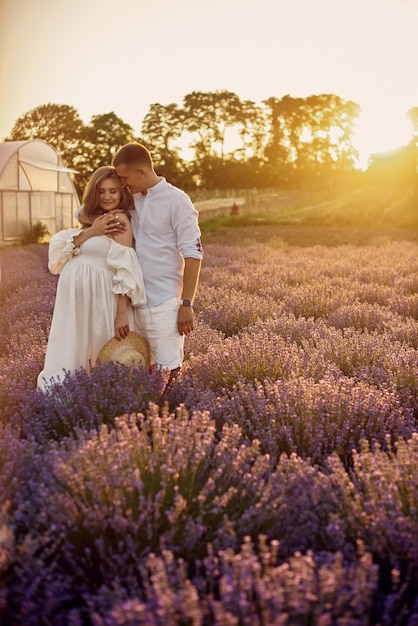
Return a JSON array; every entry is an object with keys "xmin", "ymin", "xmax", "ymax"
[{"xmin": 37, "ymin": 166, "xmax": 146, "ymax": 389}]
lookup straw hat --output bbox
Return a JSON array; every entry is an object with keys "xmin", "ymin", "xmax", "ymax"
[{"xmin": 97, "ymin": 332, "xmax": 151, "ymax": 368}]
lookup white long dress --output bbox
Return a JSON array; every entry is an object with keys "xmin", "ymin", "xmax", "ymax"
[{"xmin": 37, "ymin": 229, "xmax": 146, "ymax": 389}]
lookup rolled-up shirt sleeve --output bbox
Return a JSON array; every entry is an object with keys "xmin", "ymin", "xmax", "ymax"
[{"xmin": 174, "ymin": 199, "xmax": 203, "ymax": 260}]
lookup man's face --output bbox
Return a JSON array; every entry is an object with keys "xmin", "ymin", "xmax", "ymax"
[{"xmin": 114, "ymin": 163, "xmax": 144, "ymax": 194}]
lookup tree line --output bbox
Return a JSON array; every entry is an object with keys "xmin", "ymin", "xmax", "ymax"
[{"xmin": 6, "ymin": 91, "xmax": 418, "ymax": 198}]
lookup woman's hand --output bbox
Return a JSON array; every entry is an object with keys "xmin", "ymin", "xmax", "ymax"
[
  {"xmin": 115, "ymin": 294, "xmax": 130, "ymax": 340},
  {"xmin": 114, "ymin": 310, "xmax": 130, "ymax": 340},
  {"xmin": 90, "ymin": 212, "xmax": 126, "ymax": 237}
]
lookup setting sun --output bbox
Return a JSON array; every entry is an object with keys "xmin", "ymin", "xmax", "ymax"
[{"xmin": 353, "ymin": 104, "xmax": 414, "ymax": 169}]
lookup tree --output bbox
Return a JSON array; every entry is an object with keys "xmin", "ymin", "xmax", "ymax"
[
  {"xmin": 7, "ymin": 103, "xmax": 85, "ymax": 171},
  {"xmin": 75, "ymin": 112, "xmax": 136, "ymax": 195},
  {"xmin": 303, "ymin": 94, "xmax": 360, "ymax": 174},
  {"xmin": 6, "ymin": 105, "xmax": 138, "ymax": 197},
  {"xmin": 181, "ymin": 90, "xmax": 253, "ymax": 187},
  {"xmin": 140, "ymin": 103, "xmax": 189, "ymax": 187},
  {"xmin": 141, "ymin": 103, "xmax": 183, "ymax": 156},
  {"xmin": 182, "ymin": 90, "xmax": 245, "ymax": 161},
  {"xmin": 84, "ymin": 112, "xmax": 136, "ymax": 168},
  {"xmin": 263, "ymin": 95, "xmax": 296, "ymax": 187},
  {"xmin": 236, "ymin": 100, "xmax": 267, "ymax": 161},
  {"xmin": 263, "ymin": 94, "xmax": 360, "ymax": 188}
]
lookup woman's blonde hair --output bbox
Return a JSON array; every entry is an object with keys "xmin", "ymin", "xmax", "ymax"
[{"xmin": 79, "ymin": 166, "xmax": 134, "ymax": 225}]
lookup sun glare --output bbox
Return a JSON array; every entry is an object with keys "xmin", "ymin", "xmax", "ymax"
[{"xmin": 352, "ymin": 105, "xmax": 414, "ymax": 169}]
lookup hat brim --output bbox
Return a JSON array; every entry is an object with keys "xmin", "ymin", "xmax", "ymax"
[{"xmin": 97, "ymin": 331, "xmax": 151, "ymax": 368}]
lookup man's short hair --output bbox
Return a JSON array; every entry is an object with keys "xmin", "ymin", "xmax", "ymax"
[{"xmin": 112, "ymin": 143, "xmax": 153, "ymax": 168}]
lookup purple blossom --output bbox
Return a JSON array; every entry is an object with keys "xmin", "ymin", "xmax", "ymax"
[{"xmin": 1, "ymin": 239, "xmax": 418, "ymax": 624}]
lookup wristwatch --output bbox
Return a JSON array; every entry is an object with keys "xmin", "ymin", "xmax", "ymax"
[{"xmin": 180, "ymin": 299, "xmax": 194, "ymax": 307}]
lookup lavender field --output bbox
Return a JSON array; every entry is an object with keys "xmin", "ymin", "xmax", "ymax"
[{"xmin": 0, "ymin": 231, "xmax": 418, "ymax": 625}]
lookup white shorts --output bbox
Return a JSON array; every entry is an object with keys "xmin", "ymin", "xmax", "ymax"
[{"xmin": 134, "ymin": 297, "xmax": 184, "ymax": 370}]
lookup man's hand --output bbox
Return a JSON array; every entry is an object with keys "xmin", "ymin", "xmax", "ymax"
[
  {"xmin": 86, "ymin": 211, "xmax": 128, "ymax": 237},
  {"xmin": 177, "ymin": 305, "xmax": 195, "ymax": 336},
  {"xmin": 107, "ymin": 209, "xmax": 128, "ymax": 235},
  {"xmin": 73, "ymin": 211, "xmax": 128, "ymax": 249}
]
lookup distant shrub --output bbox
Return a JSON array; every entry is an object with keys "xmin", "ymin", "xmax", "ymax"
[{"xmin": 20, "ymin": 221, "xmax": 49, "ymax": 245}]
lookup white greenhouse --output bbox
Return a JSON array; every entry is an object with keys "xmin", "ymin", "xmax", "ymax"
[{"xmin": 0, "ymin": 139, "xmax": 80, "ymax": 244}]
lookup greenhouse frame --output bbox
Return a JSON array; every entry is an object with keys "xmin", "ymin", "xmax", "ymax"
[{"xmin": 0, "ymin": 139, "xmax": 80, "ymax": 244}]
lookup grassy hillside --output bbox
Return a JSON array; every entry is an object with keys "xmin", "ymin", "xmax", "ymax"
[{"xmin": 200, "ymin": 184, "xmax": 418, "ymax": 247}]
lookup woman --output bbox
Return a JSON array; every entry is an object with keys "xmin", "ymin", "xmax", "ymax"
[{"xmin": 37, "ymin": 166, "xmax": 146, "ymax": 389}]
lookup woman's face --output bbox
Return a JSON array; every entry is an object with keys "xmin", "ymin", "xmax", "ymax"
[{"xmin": 97, "ymin": 177, "xmax": 121, "ymax": 211}]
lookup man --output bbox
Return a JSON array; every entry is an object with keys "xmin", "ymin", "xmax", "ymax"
[{"xmin": 112, "ymin": 143, "xmax": 203, "ymax": 381}]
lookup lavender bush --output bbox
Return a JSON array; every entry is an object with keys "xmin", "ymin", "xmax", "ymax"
[
  {"xmin": 0, "ymin": 238, "xmax": 417, "ymax": 624},
  {"xmin": 171, "ymin": 375, "xmax": 415, "ymax": 467},
  {"xmin": 22, "ymin": 363, "xmax": 167, "ymax": 445}
]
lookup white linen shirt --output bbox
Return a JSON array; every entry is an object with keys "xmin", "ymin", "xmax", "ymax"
[{"xmin": 131, "ymin": 178, "xmax": 203, "ymax": 308}]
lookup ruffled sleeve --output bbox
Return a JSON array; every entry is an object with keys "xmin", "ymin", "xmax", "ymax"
[
  {"xmin": 107, "ymin": 240, "xmax": 147, "ymax": 307},
  {"xmin": 48, "ymin": 229, "xmax": 82, "ymax": 275}
]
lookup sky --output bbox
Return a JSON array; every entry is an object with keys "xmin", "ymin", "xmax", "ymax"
[{"xmin": 0, "ymin": 0, "xmax": 417, "ymax": 166}]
